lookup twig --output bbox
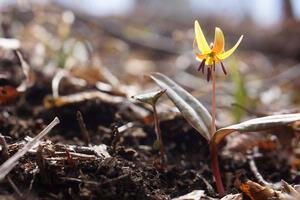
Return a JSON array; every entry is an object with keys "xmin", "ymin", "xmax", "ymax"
[
  {"xmin": 76, "ymin": 111, "xmax": 90, "ymax": 145},
  {"xmin": 36, "ymin": 145, "xmax": 49, "ymax": 185},
  {"xmin": 16, "ymin": 51, "xmax": 34, "ymax": 92},
  {"xmin": 111, "ymin": 124, "xmax": 120, "ymax": 154},
  {"xmin": 0, "ymin": 117, "xmax": 60, "ymax": 181},
  {"xmin": 0, "ymin": 134, "xmax": 23, "ymax": 198},
  {"xmin": 7, "ymin": 175, "xmax": 23, "ymax": 198},
  {"xmin": 247, "ymin": 155, "xmax": 271, "ymax": 186},
  {"xmin": 196, "ymin": 173, "xmax": 215, "ymax": 195},
  {"xmin": 0, "ymin": 133, "xmax": 9, "ymax": 160}
]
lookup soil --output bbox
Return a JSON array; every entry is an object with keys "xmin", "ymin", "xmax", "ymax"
[
  {"xmin": 0, "ymin": 61, "xmax": 298, "ymax": 200},
  {"xmin": 0, "ymin": 4, "xmax": 300, "ymax": 200}
]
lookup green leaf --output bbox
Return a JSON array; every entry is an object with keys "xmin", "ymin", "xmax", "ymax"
[
  {"xmin": 211, "ymin": 113, "xmax": 300, "ymax": 146},
  {"xmin": 150, "ymin": 72, "xmax": 212, "ymax": 141},
  {"xmin": 132, "ymin": 89, "xmax": 166, "ymax": 106}
]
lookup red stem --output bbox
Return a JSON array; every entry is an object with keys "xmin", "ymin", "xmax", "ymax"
[{"xmin": 211, "ymin": 68, "xmax": 225, "ymax": 196}]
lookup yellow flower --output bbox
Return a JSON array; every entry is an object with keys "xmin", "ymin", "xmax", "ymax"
[{"xmin": 194, "ymin": 20, "xmax": 243, "ymax": 80}]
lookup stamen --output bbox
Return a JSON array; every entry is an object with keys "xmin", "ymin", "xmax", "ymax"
[
  {"xmin": 198, "ymin": 59, "xmax": 206, "ymax": 72},
  {"xmin": 207, "ymin": 67, "xmax": 211, "ymax": 82},
  {"xmin": 220, "ymin": 62, "xmax": 227, "ymax": 75},
  {"xmin": 213, "ymin": 61, "xmax": 216, "ymax": 72}
]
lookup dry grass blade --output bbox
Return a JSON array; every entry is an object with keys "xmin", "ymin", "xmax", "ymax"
[
  {"xmin": 211, "ymin": 113, "xmax": 300, "ymax": 146},
  {"xmin": 16, "ymin": 51, "xmax": 35, "ymax": 92},
  {"xmin": 150, "ymin": 72, "xmax": 212, "ymax": 141},
  {"xmin": 44, "ymin": 91, "xmax": 124, "ymax": 109},
  {"xmin": 172, "ymin": 190, "xmax": 205, "ymax": 200},
  {"xmin": 0, "ymin": 117, "xmax": 60, "ymax": 181},
  {"xmin": 220, "ymin": 193, "xmax": 242, "ymax": 200}
]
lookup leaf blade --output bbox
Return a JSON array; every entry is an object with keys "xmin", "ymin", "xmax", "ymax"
[
  {"xmin": 150, "ymin": 72, "xmax": 212, "ymax": 141},
  {"xmin": 211, "ymin": 113, "xmax": 300, "ymax": 146}
]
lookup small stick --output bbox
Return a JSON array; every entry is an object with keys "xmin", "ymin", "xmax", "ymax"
[
  {"xmin": 36, "ymin": 145, "xmax": 49, "ymax": 185},
  {"xmin": 111, "ymin": 124, "xmax": 120, "ymax": 154},
  {"xmin": 0, "ymin": 133, "xmax": 9, "ymax": 160},
  {"xmin": 247, "ymin": 155, "xmax": 271, "ymax": 186},
  {"xmin": 0, "ymin": 134, "xmax": 23, "ymax": 198},
  {"xmin": 76, "ymin": 111, "xmax": 90, "ymax": 145},
  {"xmin": 7, "ymin": 175, "xmax": 23, "ymax": 198},
  {"xmin": 0, "ymin": 117, "xmax": 60, "ymax": 180}
]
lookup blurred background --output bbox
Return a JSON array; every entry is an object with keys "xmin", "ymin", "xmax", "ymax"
[{"xmin": 0, "ymin": 0, "xmax": 300, "ymax": 124}]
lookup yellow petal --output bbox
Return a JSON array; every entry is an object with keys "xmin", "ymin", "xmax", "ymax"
[
  {"xmin": 212, "ymin": 27, "xmax": 225, "ymax": 54},
  {"xmin": 217, "ymin": 35, "xmax": 243, "ymax": 60},
  {"xmin": 194, "ymin": 20, "xmax": 211, "ymax": 54},
  {"xmin": 196, "ymin": 53, "xmax": 206, "ymax": 60},
  {"xmin": 195, "ymin": 53, "xmax": 207, "ymax": 62}
]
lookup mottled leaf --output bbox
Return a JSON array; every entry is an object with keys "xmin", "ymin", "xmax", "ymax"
[
  {"xmin": 151, "ymin": 72, "xmax": 212, "ymax": 141},
  {"xmin": 211, "ymin": 113, "xmax": 300, "ymax": 146}
]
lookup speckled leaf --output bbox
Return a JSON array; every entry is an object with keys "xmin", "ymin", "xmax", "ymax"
[
  {"xmin": 211, "ymin": 113, "xmax": 300, "ymax": 146},
  {"xmin": 151, "ymin": 72, "xmax": 212, "ymax": 141}
]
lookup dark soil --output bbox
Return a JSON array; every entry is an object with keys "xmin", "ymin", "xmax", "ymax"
[
  {"xmin": 0, "ymin": 60, "xmax": 299, "ymax": 200},
  {"xmin": 0, "ymin": 5, "xmax": 299, "ymax": 200}
]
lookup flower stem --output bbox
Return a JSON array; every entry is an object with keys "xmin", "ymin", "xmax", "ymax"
[
  {"xmin": 210, "ymin": 144, "xmax": 225, "ymax": 196},
  {"xmin": 152, "ymin": 104, "xmax": 166, "ymax": 164},
  {"xmin": 211, "ymin": 68, "xmax": 225, "ymax": 196}
]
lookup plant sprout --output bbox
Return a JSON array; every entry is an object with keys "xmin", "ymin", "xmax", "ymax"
[{"xmin": 133, "ymin": 90, "xmax": 166, "ymax": 164}]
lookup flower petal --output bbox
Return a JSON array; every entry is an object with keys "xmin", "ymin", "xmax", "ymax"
[
  {"xmin": 212, "ymin": 27, "xmax": 225, "ymax": 54},
  {"xmin": 196, "ymin": 53, "xmax": 207, "ymax": 60},
  {"xmin": 194, "ymin": 20, "xmax": 211, "ymax": 54},
  {"xmin": 217, "ymin": 35, "xmax": 243, "ymax": 60}
]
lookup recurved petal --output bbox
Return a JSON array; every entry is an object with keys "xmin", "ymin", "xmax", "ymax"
[
  {"xmin": 212, "ymin": 27, "xmax": 225, "ymax": 54},
  {"xmin": 217, "ymin": 35, "xmax": 243, "ymax": 60},
  {"xmin": 194, "ymin": 20, "xmax": 211, "ymax": 54}
]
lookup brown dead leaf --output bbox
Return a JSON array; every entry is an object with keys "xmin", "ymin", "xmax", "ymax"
[
  {"xmin": 235, "ymin": 177, "xmax": 300, "ymax": 200},
  {"xmin": 43, "ymin": 90, "xmax": 124, "ymax": 109},
  {"xmin": 224, "ymin": 132, "xmax": 278, "ymax": 154},
  {"xmin": 0, "ymin": 86, "xmax": 21, "ymax": 104},
  {"xmin": 235, "ymin": 178, "xmax": 278, "ymax": 200}
]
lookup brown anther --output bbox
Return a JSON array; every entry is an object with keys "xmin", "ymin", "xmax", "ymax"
[
  {"xmin": 221, "ymin": 62, "xmax": 227, "ymax": 75},
  {"xmin": 198, "ymin": 59, "xmax": 206, "ymax": 72},
  {"xmin": 207, "ymin": 67, "xmax": 212, "ymax": 82}
]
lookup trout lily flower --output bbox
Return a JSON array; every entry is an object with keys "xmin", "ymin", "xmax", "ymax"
[{"xmin": 194, "ymin": 20, "xmax": 243, "ymax": 81}]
